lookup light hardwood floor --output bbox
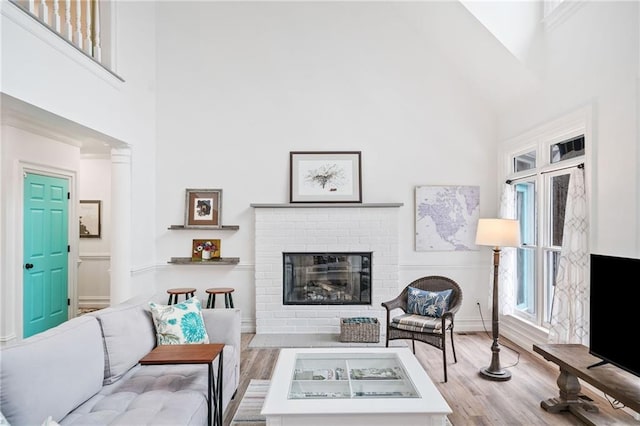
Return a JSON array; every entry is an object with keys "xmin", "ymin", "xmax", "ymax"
[{"xmin": 223, "ymin": 332, "xmax": 638, "ymax": 426}]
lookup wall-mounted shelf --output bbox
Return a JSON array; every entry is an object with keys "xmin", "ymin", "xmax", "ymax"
[
  {"xmin": 168, "ymin": 225, "xmax": 240, "ymax": 230},
  {"xmin": 168, "ymin": 257, "xmax": 240, "ymax": 265},
  {"xmin": 167, "ymin": 225, "xmax": 240, "ymax": 265}
]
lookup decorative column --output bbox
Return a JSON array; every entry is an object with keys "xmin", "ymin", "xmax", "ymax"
[{"xmin": 110, "ymin": 147, "xmax": 132, "ymax": 305}]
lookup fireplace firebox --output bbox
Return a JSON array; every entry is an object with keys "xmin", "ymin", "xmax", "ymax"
[{"xmin": 283, "ymin": 252, "xmax": 372, "ymax": 305}]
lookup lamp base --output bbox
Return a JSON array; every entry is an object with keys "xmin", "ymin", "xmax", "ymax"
[{"xmin": 479, "ymin": 367, "xmax": 512, "ymax": 381}]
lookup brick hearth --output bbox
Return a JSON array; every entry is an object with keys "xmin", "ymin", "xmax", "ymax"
[{"xmin": 252, "ymin": 203, "xmax": 402, "ymax": 334}]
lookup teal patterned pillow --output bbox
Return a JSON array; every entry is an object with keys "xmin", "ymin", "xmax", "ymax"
[
  {"xmin": 406, "ymin": 286, "xmax": 453, "ymax": 318},
  {"xmin": 149, "ymin": 297, "xmax": 209, "ymax": 345}
]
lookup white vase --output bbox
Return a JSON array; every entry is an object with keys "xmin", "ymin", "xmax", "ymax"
[{"xmin": 202, "ymin": 250, "xmax": 211, "ymax": 260}]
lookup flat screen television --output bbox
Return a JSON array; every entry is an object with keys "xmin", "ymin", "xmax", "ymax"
[{"xmin": 589, "ymin": 253, "xmax": 640, "ymax": 377}]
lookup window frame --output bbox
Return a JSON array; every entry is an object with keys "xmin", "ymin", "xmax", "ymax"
[{"xmin": 500, "ymin": 109, "xmax": 590, "ymax": 331}]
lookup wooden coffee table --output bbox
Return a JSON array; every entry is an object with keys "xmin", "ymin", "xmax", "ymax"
[{"xmin": 140, "ymin": 343, "xmax": 224, "ymax": 426}]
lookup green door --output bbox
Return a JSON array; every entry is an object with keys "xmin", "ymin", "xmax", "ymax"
[{"xmin": 23, "ymin": 173, "xmax": 69, "ymax": 338}]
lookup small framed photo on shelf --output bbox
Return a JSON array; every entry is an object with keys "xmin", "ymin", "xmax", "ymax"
[
  {"xmin": 184, "ymin": 189, "xmax": 222, "ymax": 228},
  {"xmin": 79, "ymin": 200, "xmax": 101, "ymax": 238},
  {"xmin": 192, "ymin": 239, "xmax": 221, "ymax": 261},
  {"xmin": 290, "ymin": 151, "xmax": 362, "ymax": 203}
]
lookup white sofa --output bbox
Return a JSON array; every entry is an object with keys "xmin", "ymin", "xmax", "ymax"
[{"xmin": 0, "ymin": 293, "xmax": 240, "ymax": 425}]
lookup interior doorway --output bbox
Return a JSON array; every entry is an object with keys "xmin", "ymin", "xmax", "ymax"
[{"xmin": 23, "ymin": 172, "xmax": 70, "ymax": 338}]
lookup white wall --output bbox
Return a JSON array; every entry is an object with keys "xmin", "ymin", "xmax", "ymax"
[
  {"xmin": 498, "ymin": 1, "xmax": 639, "ymax": 258},
  {"xmin": 0, "ymin": 125, "xmax": 81, "ymax": 341},
  {"xmin": 496, "ymin": 1, "xmax": 640, "ymax": 347},
  {"xmin": 154, "ymin": 2, "xmax": 498, "ymax": 331},
  {"xmin": 113, "ymin": 1, "xmax": 158, "ymax": 292},
  {"xmin": 461, "ymin": 0, "xmax": 540, "ymax": 63},
  {"xmin": 5, "ymin": 0, "xmax": 636, "ymax": 343},
  {"xmin": 0, "ymin": 1, "xmax": 127, "ymax": 142},
  {"xmin": 0, "ymin": 0, "xmax": 158, "ymax": 340},
  {"xmin": 78, "ymin": 157, "xmax": 111, "ymax": 308}
]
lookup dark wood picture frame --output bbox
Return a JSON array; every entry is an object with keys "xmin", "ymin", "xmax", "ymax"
[
  {"xmin": 79, "ymin": 200, "xmax": 101, "ymax": 238},
  {"xmin": 184, "ymin": 189, "xmax": 222, "ymax": 228},
  {"xmin": 289, "ymin": 151, "xmax": 362, "ymax": 203}
]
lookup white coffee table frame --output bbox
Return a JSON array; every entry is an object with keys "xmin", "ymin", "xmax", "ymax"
[{"xmin": 261, "ymin": 347, "xmax": 451, "ymax": 426}]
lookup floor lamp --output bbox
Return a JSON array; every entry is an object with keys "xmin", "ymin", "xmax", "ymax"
[{"xmin": 475, "ymin": 218, "xmax": 521, "ymax": 382}]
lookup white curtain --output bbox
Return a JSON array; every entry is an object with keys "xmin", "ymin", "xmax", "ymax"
[
  {"xmin": 548, "ymin": 168, "xmax": 589, "ymax": 344},
  {"xmin": 497, "ymin": 183, "xmax": 517, "ymax": 315}
]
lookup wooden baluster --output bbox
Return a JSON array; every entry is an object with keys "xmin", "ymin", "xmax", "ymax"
[
  {"xmin": 52, "ymin": 0, "xmax": 61, "ymax": 32},
  {"xmin": 28, "ymin": 0, "xmax": 35, "ymax": 14},
  {"xmin": 73, "ymin": 0, "xmax": 83, "ymax": 50},
  {"xmin": 63, "ymin": 0, "xmax": 73, "ymax": 40},
  {"xmin": 38, "ymin": 0, "xmax": 48, "ymax": 25},
  {"xmin": 84, "ymin": 0, "xmax": 92, "ymax": 55},
  {"xmin": 92, "ymin": 0, "xmax": 101, "ymax": 61}
]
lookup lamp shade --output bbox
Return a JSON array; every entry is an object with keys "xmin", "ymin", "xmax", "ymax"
[{"xmin": 475, "ymin": 218, "xmax": 521, "ymax": 248}]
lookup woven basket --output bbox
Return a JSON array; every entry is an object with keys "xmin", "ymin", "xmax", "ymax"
[{"xmin": 339, "ymin": 317, "xmax": 380, "ymax": 343}]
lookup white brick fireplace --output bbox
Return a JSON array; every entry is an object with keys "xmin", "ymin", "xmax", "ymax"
[{"xmin": 252, "ymin": 203, "xmax": 402, "ymax": 334}]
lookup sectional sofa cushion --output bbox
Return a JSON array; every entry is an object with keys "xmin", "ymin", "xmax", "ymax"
[
  {"xmin": 0, "ymin": 315, "xmax": 104, "ymax": 425},
  {"xmin": 60, "ymin": 364, "xmax": 209, "ymax": 425},
  {"xmin": 90, "ymin": 301, "xmax": 156, "ymax": 385}
]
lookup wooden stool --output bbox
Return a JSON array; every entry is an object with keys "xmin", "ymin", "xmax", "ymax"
[
  {"xmin": 166, "ymin": 287, "xmax": 196, "ymax": 305},
  {"xmin": 205, "ymin": 287, "xmax": 235, "ymax": 309}
]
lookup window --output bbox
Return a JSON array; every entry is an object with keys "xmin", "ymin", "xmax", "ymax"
[
  {"xmin": 550, "ymin": 136, "xmax": 584, "ymax": 163},
  {"xmin": 505, "ymin": 132, "xmax": 586, "ymax": 328},
  {"xmin": 514, "ymin": 151, "xmax": 536, "ymax": 172}
]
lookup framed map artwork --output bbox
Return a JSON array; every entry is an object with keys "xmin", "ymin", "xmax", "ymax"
[{"xmin": 415, "ymin": 185, "xmax": 480, "ymax": 251}]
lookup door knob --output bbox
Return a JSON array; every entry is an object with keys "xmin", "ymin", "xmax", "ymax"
[{"xmin": 24, "ymin": 263, "xmax": 34, "ymax": 269}]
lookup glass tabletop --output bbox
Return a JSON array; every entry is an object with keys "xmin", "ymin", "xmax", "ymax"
[{"xmin": 288, "ymin": 352, "xmax": 419, "ymax": 399}]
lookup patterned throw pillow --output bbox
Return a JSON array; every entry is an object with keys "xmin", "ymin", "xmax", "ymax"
[
  {"xmin": 406, "ymin": 286, "xmax": 453, "ymax": 318},
  {"xmin": 148, "ymin": 297, "xmax": 209, "ymax": 345}
]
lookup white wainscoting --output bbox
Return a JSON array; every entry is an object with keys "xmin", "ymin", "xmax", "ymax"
[{"xmin": 77, "ymin": 253, "xmax": 110, "ymax": 308}]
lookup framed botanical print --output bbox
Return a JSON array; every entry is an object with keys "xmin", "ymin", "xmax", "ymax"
[{"xmin": 289, "ymin": 151, "xmax": 362, "ymax": 203}]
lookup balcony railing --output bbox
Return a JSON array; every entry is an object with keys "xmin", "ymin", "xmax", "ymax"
[{"xmin": 11, "ymin": 0, "xmax": 102, "ymax": 63}]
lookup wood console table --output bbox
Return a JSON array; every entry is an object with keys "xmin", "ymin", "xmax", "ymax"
[
  {"xmin": 140, "ymin": 343, "xmax": 224, "ymax": 426},
  {"xmin": 533, "ymin": 344, "xmax": 640, "ymax": 425}
]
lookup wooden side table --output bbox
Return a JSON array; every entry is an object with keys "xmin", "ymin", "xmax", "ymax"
[
  {"xmin": 205, "ymin": 287, "xmax": 235, "ymax": 309},
  {"xmin": 166, "ymin": 287, "xmax": 196, "ymax": 305},
  {"xmin": 139, "ymin": 343, "xmax": 224, "ymax": 426}
]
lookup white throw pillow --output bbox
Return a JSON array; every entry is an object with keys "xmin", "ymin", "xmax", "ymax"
[{"xmin": 148, "ymin": 297, "xmax": 209, "ymax": 345}]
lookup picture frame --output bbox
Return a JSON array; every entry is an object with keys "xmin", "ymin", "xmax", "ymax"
[
  {"xmin": 184, "ymin": 189, "xmax": 222, "ymax": 228},
  {"xmin": 290, "ymin": 151, "xmax": 362, "ymax": 203},
  {"xmin": 79, "ymin": 200, "xmax": 101, "ymax": 238},
  {"xmin": 415, "ymin": 185, "xmax": 480, "ymax": 251},
  {"xmin": 191, "ymin": 239, "xmax": 221, "ymax": 261}
]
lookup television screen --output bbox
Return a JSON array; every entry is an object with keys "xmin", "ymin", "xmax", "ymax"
[{"xmin": 589, "ymin": 253, "xmax": 640, "ymax": 377}]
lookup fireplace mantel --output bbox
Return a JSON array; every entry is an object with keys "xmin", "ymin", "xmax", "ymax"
[{"xmin": 250, "ymin": 203, "xmax": 403, "ymax": 208}]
